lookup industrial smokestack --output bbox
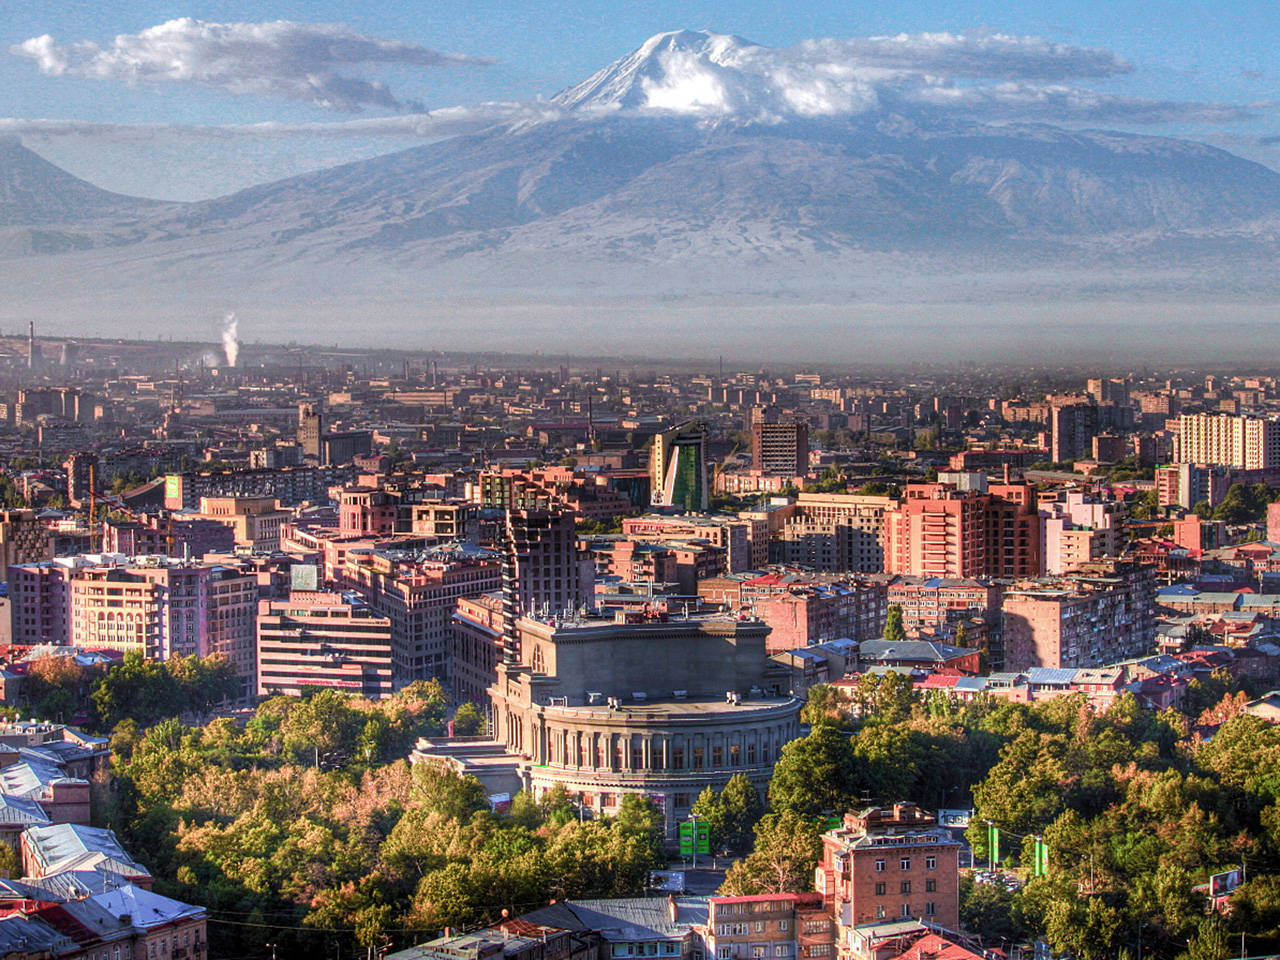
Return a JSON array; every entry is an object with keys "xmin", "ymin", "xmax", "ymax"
[
  {"xmin": 221, "ymin": 313, "xmax": 240, "ymax": 368},
  {"xmin": 27, "ymin": 321, "xmax": 34, "ymax": 369}
]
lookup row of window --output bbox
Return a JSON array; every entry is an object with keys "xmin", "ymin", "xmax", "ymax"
[
  {"xmin": 872, "ymin": 903, "xmax": 937, "ymax": 919},
  {"xmin": 554, "ymin": 738, "xmax": 776, "ymax": 771},
  {"xmin": 873, "ymin": 855, "xmax": 935, "ymax": 871},
  {"xmin": 715, "ymin": 947, "xmax": 790, "ymax": 958},
  {"xmin": 714, "ymin": 921, "xmax": 789, "ymax": 936},
  {"xmin": 717, "ymin": 902, "xmax": 789, "ymax": 915},
  {"xmin": 873, "ymin": 880, "xmax": 936, "ymax": 895},
  {"xmin": 609, "ymin": 943, "xmax": 681, "ymax": 956}
]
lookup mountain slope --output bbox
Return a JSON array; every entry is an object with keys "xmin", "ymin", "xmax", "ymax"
[
  {"xmin": 0, "ymin": 136, "xmax": 165, "ymax": 226},
  {"xmin": 111, "ymin": 114, "xmax": 1280, "ymax": 265}
]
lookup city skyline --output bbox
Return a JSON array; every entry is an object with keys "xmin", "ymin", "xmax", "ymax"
[{"xmin": 0, "ymin": 329, "xmax": 1274, "ymax": 956}]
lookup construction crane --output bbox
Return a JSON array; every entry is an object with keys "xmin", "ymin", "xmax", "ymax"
[{"xmin": 713, "ymin": 439, "xmax": 742, "ymax": 487}]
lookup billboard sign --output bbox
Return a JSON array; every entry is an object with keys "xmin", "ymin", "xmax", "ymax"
[{"xmin": 1210, "ymin": 869, "xmax": 1242, "ymax": 898}]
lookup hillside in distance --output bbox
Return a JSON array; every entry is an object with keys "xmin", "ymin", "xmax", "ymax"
[{"xmin": 2, "ymin": 29, "xmax": 1280, "ymax": 356}]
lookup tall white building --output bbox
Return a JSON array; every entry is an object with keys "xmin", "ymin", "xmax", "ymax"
[{"xmin": 1175, "ymin": 413, "xmax": 1280, "ymax": 470}]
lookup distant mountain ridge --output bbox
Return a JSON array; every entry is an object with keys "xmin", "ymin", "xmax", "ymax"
[
  {"xmin": 0, "ymin": 136, "xmax": 165, "ymax": 227},
  {"xmin": 0, "ymin": 30, "xmax": 1279, "ymax": 347}
]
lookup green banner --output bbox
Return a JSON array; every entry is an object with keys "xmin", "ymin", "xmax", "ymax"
[{"xmin": 679, "ymin": 820, "xmax": 710, "ymax": 854}]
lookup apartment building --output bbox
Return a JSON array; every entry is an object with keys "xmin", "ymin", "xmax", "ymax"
[
  {"xmin": 1176, "ymin": 412, "xmax": 1280, "ymax": 470},
  {"xmin": 883, "ymin": 483, "xmax": 1039, "ymax": 579},
  {"xmin": 11, "ymin": 555, "xmax": 259, "ymax": 697},
  {"xmin": 752, "ymin": 420, "xmax": 810, "ymax": 477},
  {"xmin": 1002, "ymin": 560, "xmax": 1157, "ymax": 672},
  {"xmin": 815, "ymin": 803, "xmax": 961, "ymax": 934},
  {"xmin": 340, "ymin": 546, "xmax": 501, "ymax": 687},
  {"xmin": 622, "ymin": 515, "xmax": 757, "ymax": 574},
  {"xmin": 257, "ymin": 590, "xmax": 394, "ymax": 699},
  {"xmin": 885, "ymin": 577, "xmax": 1001, "ymax": 633},
  {"xmin": 0, "ymin": 509, "xmax": 52, "ymax": 583},
  {"xmin": 451, "ymin": 592, "xmax": 504, "ymax": 705},
  {"xmin": 1040, "ymin": 491, "xmax": 1125, "ymax": 575},
  {"xmin": 703, "ymin": 893, "xmax": 833, "ymax": 960},
  {"xmin": 790, "ymin": 494, "xmax": 894, "ymax": 574},
  {"xmin": 193, "ymin": 495, "xmax": 291, "ymax": 552}
]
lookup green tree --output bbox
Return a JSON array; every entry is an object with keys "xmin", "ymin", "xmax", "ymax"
[
  {"xmin": 0, "ymin": 842, "xmax": 19, "ymax": 879},
  {"xmin": 718, "ymin": 773, "xmax": 765, "ymax": 854},
  {"xmin": 801, "ymin": 683, "xmax": 849, "ymax": 727},
  {"xmin": 768, "ymin": 726, "xmax": 865, "ymax": 816},
  {"xmin": 1230, "ymin": 876, "xmax": 1280, "ymax": 942},
  {"xmin": 23, "ymin": 654, "xmax": 93, "ymax": 722},
  {"xmin": 691, "ymin": 787, "xmax": 727, "ymax": 852},
  {"xmin": 959, "ymin": 875, "xmax": 1025, "ymax": 944},
  {"xmin": 451, "ymin": 702, "xmax": 486, "ymax": 737},
  {"xmin": 850, "ymin": 672, "xmax": 918, "ymax": 724},
  {"xmin": 278, "ymin": 689, "xmax": 363, "ymax": 763},
  {"xmin": 1212, "ymin": 483, "xmax": 1270, "ymax": 524},
  {"xmin": 720, "ymin": 811, "xmax": 822, "ymax": 895},
  {"xmin": 91, "ymin": 651, "xmax": 182, "ymax": 730},
  {"xmin": 1181, "ymin": 916, "xmax": 1231, "ymax": 960},
  {"xmin": 613, "ymin": 794, "xmax": 664, "ymax": 865},
  {"xmin": 168, "ymin": 654, "xmax": 241, "ymax": 721},
  {"xmin": 883, "ymin": 604, "xmax": 906, "ymax": 642},
  {"xmin": 411, "ymin": 765, "xmax": 490, "ymax": 822}
]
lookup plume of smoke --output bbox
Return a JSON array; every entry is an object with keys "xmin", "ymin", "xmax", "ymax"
[{"xmin": 221, "ymin": 313, "xmax": 240, "ymax": 367}]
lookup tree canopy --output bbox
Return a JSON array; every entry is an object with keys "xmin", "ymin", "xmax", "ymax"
[{"xmin": 104, "ymin": 685, "xmax": 664, "ymax": 958}]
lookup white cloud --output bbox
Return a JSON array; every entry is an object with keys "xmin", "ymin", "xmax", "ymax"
[
  {"xmin": 4, "ymin": 26, "xmax": 1263, "ymax": 147},
  {"xmin": 10, "ymin": 19, "xmax": 491, "ymax": 111},
  {"xmin": 13, "ymin": 35, "xmax": 68, "ymax": 75},
  {"xmin": 0, "ymin": 102, "xmax": 557, "ymax": 143},
  {"xmin": 798, "ymin": 32, "xmax": 1131, "ymax": 81},
  {"xmin": 548, "ymin": 30, "xmax": 1256, "ymax": 127},
  {"xmin": 897, "ymin": 82, "xmax": 1256, "ymax": 124}
]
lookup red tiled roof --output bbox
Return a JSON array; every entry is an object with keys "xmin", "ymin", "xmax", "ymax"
[
  {"xmin": 886, "ymin": 933, "xmax": 988, "ymax": 960},
  {"xmin": 918, "ymin": 674, "xmax": 961, "ymax": 689}
]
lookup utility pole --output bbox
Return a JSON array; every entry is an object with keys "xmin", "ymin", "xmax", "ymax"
[{"xmin": 1241, "ymin": 859, "xmax": 1247, "ymax": 960}]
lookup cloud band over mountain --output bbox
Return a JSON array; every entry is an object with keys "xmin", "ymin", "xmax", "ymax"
[
  {"xmin": 554, "ymin": 30, "xmax": 1257, "ymax": 126},
  {"xmin": 11, "ymin": 19, "xmax": 491, "ymax": 111}
]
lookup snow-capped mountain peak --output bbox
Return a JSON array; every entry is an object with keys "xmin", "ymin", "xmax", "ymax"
[{"xmin": 552, "ymin": 29, "xmax": 773, "ymax": 118}]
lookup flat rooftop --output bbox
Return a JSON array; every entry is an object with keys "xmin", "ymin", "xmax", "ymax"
[{"xmin": 540, "ymin": 696, "xmax": 799, "ymax": 719}]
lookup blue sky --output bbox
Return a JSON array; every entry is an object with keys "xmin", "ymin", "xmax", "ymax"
[{"xmin": 2, "ymin": 0, "xmax": 1277, "ymax": 199}]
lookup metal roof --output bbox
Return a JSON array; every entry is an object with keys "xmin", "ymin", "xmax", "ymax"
[
  {"xmin": 520, "ymin": 897, "xmax": 708, "ymax": 941},
  {"xmin": 1026, "ymin": 667, "xmax": 1079, "ymax": 686},
  {"xmin": 91, "ymin": 885, "xmax": 205, "ymax": 929}
]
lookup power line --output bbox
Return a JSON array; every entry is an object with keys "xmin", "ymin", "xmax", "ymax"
[{"xmin": 205, "ymin": 894, "xmax": 567, "ymax": 937}]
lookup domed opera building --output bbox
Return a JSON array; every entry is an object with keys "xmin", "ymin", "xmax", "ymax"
[{"xmin": 420, "ymin": 608, "xmax": 802, "ymax": 836}]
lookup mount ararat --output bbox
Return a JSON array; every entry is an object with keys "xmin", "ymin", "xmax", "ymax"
[{"xmin": 1, "ymin": 30, "xmax": 1278, "ymax": 359}]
